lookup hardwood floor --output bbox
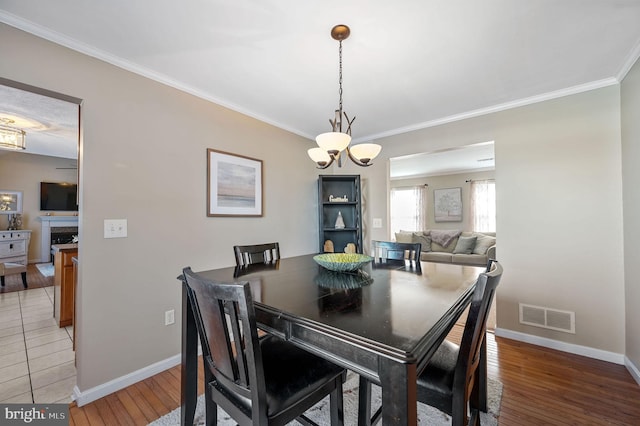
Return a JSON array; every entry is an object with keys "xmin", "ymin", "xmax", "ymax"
[{"xmin": 67, "ymin": 328, "xmax": 640, "ymax": 425}]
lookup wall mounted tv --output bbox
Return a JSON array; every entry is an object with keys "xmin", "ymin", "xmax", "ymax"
[{"xmin": 40, "ymin": 182, "xmax": 78, "ymax": 211}]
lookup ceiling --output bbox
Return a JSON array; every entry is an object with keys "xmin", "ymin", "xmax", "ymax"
[{"xmin": 1, "ymin": 1, "xmax": 639, "ymax": 172}]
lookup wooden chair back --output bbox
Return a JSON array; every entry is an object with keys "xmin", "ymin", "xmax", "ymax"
[
  {"xmin": 371, "ymin": 240, "xmax": 421, "ymax": 268},
  {"xmin": 454, "ymin": 260, "xmax": 503, "ymax": 423},
  {"xmin": 182, "ymin": 267, "xmax": 268, "ymax": 418},
  {"xmin": 233, "ymin": 242, "xmax": 280, "ymax": 267}
]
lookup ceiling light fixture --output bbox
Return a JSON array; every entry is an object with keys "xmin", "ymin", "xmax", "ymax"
[
  {"xmin": 308, "ymin": 25, "xmax": 381, "ymax": 169},
  {"xmin": 0, "ymin": 118, "xmax": 26, "ymax": 151}
]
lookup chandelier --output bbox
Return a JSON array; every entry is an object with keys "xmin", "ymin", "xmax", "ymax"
[
  {"xmin": 308, "ymin": 25, "xmax": 381, "ymax": 169},
  {"xmin": 0, "ymin": 118, "xmax": 26, "ymax": 151}
]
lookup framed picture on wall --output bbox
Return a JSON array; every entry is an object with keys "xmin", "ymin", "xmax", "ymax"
[
  {"xmin": 207, "ymin": 149, "xmax": 263, "ymax": 217},
  {"xmin": 434, "ymin": 187, "xmax": 462, "ymax": 222},
  {"xmin": 0, "ymin": 190, "xmax": 23, "ymax": 214}
]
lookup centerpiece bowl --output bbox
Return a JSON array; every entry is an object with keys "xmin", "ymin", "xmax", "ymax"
[{"xmin": 313, "ymin": 253, "xmax": 373, "ymax": 272}]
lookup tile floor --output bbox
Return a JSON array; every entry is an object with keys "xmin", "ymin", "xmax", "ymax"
[{"xmin": 0, "ymin": 286, "xmax": 76, "ymax": 403}]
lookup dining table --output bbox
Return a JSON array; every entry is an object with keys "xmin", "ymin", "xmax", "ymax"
[{"xmin": 178, "ymin": 254, "xmax": 484, "ymax": 425}]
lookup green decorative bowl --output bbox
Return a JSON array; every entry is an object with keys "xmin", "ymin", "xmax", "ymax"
[{"xmin": 313, "ymin": 253, "xmax": 374, "ymax": 272}]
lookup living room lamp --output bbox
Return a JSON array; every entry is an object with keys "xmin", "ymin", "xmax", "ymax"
[
  {"xmin": 0, "ymin": 118, "xmax": 26, "ymax": 151},
  {"xmin": 308, "ymin": 25, "xmax": 382, "ymax": 169}
]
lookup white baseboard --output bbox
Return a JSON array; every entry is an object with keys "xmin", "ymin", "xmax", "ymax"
[
  {"xmin": 73, "ymin": 353, "xmax": 182, "ymax": 407},
  {"xmin": 494, "ymin": 327, "xmax": 625, "ymax": 365},
  {"xmin": 625, "ymin": 356, "xmax": 640, "ymax": 386}
]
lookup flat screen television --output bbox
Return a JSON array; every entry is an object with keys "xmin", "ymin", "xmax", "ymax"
[{"xmin": 40, "ymin": 182, "xmax": 78, "ymax": 211}]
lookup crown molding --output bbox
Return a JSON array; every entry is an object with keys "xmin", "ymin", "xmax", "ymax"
[{"xmin": 356, "ymin": 78, "xmax": 619, "ymax": 143}]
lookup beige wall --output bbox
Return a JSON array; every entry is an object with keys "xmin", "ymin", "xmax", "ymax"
[
  {"xmin": 0, "ymin": 152, "xmax": 78, "ymax": 262},
  {"xmin": 390, "ymin": 170, "xmax": 495, "ymax": 231},
  {"xmin": 351, "ymin": 86, "xmax": 626, "ymax": 354},
  {"xmin": 0, "ymin": 23, "xmax": 321, "ymax": 392},
  {"xmin": 622, "ymin": 57, "xmax": 640, "ymax": 369}
]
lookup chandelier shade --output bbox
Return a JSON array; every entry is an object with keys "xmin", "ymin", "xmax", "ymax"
[
  {"xmin": 309, "ymin": 25, "xmax": 381, "ymax": 169},
  {"xmin": 316, "ymin": 132, "xmax": 351, "ymax": 153},
  {"xmin": 348, "ymin": 143, "xmax": 382, "ymax": 164}
]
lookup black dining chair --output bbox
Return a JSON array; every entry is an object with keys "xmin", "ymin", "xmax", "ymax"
[
  {"xmin": 358, "ymin": 260, "xmax": 503, "ymax": 426},
  {"xmin": 371, "ymin": 240, "xmax": 421, "ymax": 269},
  {"xmin": 233, "ymin": 242, "xmax": 280, "ymax": 267},
  {"xmin": 182, "ymin": 267, "xmax": 345, "ymax": 426}
]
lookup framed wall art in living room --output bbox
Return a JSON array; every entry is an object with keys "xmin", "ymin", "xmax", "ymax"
[
  {"xmin": 434, "ymin": 187, "xmax": 462, "ymax": 222},
  {"xmin": 207, "ymin": 149, "xmax": 263, "ymax": 217}
]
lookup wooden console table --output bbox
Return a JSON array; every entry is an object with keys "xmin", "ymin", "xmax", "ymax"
[{"xmin": 52, "ymin": 243, "xmax": 78, "ymax": 327}]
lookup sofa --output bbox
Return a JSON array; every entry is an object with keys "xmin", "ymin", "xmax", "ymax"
[{"xmin": 395, "ymin": 229, "xmax": 496, "ymax": 267}]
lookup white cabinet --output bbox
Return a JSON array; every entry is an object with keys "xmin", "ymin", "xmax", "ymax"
[{"xmin": 0, "ymin": 230, "xmax": 31, "ymax": 265}]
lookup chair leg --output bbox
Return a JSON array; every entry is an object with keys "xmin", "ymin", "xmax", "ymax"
[
  {"xmin": 357, "ymin": 376, "xmax": 372, "ymax": 426},
  {"xmin": 468, "ymin": 408, "xmax": 480, "ymax": 426},
  {"xmin": 205, "ymin": 389, "xmax": 217, "ymax": 426},
  {"xmin": 21, "ymin": 272, "xmax": 28, "ymax": 288},
  {"xmin": 1, "ymin": 276, "xmax": 4, "ymax": 287},
  {"xmin": 330, "ymin": 378, "xmax": 344, "ymax": 426}
]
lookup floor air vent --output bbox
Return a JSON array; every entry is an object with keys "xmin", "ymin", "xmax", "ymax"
[{"xmin": 519, "ymin": 303, "xmax": 575, "ymax": 334}]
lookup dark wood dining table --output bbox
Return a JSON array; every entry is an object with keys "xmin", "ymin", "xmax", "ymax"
[{"xmin": 179, "ymin": 254, "xmax": 484, "ymax": 425}]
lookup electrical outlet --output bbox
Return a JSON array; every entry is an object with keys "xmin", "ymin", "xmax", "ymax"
[
  {"xmin": 373, "ymin": 218, "xmax": 382, "ymax": 228},
  {"xmin": 165, "ymin": 309, "xmax": 175, "ymax": 326}
]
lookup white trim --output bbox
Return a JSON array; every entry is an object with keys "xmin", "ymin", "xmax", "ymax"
[
  {"xmin": 494, "ymin": 327, "xmax": 625, "ymax": 365},
  {"xmin": 0, "ymin": 11, "xmax": 310, "ymax": 141},
  {"xmin": 625, "ymin": 356, "xmax": 640, "ymax": 386},
  {"xmin": 617, "ymin": 36, "xmax": 640, "ymax": 81},
  {"xmin": 73, "ymin": 353, "xmax": 181, "ymax": 407},
  {"xmin": 358, "ymin": 78, "xmax": 618, "ymax": 143},
  {"xmin": 0, "ymin": 10, "xmax": 628, "ymax": 145}
]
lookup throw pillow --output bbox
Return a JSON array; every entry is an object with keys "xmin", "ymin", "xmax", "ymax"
[
  {"xmin": 395, "ymin": 231, "xmax": 413, "ymax": 243},
  {"xmin": 411, "ymin": 232, "xmax": 431, "ymax": 252},
  {"xmin": 453, "ymin": 236, "xmax": 477, "ymax": 254},
  {"xmin": 472, "ymin": 234, "xmax": 496, "ymax": 255}
]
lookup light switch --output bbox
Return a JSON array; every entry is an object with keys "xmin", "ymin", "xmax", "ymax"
[
  {"xmin": 373, "ymin": 218, "xmax": 382, "ymax": 228},
  {"xmin": 104, "ymin": 219, "xmax": 127, "ymax": 238}
]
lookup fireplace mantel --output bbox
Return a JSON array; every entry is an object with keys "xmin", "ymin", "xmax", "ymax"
[{"xmin": 38, "ymin": 216, "xmax": 79, "ymax": 263}]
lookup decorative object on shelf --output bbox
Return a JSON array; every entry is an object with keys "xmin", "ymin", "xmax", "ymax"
[
  {"xmin": 313, "ymin": 253, "xmax": 373, "ymax": 272},
  {"xmin": 329, "ymin": 194, "xmax": 349, "ymax": 202},
  {"xmin": 335, "ymin": 211, "xmax": 346, "ymax": 229},
  {"xmin": 344, "ymin": 243, "xmax": 356, "ymax": 253},
  {"xmin": 207, "ymin": 149, "xmax": 263, "ymax": 217},
  {"xmin": 0, "ymin": 190, "xmax": 23, "ymax": 214},
  {"xmin": 434, "ymin": 187, "xmax": 463, "ymax": 222},
  {"xmin": 7, "ymin": 213, "xmax": 22, "ymax": 230},
  {"xmin": 307, "ymin": 25, "xmax": 382, "ymax": 169},
  {"xmin": 0, "ymin": 118, "xmax": 26, "ymax": 151},
  {"xmin": 324, "ymin": 239, "xmax": 335, "ymax": 253}
]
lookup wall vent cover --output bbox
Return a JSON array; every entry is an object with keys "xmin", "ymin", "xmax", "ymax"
[{"xmin": 519, "ymin": 303, "xmax": 575, "ymax": 334}]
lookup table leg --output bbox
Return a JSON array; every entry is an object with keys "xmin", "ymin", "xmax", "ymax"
[
  {"xmin": 181, "ymin": 283, "xmax": 198, "ymax": 426},
  {"xmin": 379, "ymin": 358, "xmax": 418, "ymax": 425}
]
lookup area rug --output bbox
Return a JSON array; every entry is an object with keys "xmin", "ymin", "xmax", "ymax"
[
  {"xmin": 149, "ymin": 372, "xmax": 502, "ymax": 425},
  {"xmin": 35, "ymin": 262, "xmax": 54, "ymax": 277}
]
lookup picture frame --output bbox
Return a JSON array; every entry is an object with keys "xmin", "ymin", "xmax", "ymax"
[
  {"xmin": 0, "ymin": 190, "xmax": 23, "ymax": 214},
  {"xmin": 434, "ymin": 187, "xmax": 462, "ymax": 222},
  {"xmin": 207, "ymin": 149, "xmax": 263, "ymax": 217}
]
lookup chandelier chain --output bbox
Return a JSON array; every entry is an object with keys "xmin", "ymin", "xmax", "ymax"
[{"xmin": 338, "ymin": 40, "xmax": 343, "ymax": 117}]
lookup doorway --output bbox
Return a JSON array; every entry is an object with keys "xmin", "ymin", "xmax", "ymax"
[{"xmin": 0, "ymin": 77, "xmax": 82, "ymax": 403}]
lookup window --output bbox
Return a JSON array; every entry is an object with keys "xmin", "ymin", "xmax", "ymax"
[
  {"xmin": 390, "ymin": 186, "xmax": 427, "ymax": 237},
  {"xmin": 470, "ymin": 180, "xmax": 496, "ymax": 232}
]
